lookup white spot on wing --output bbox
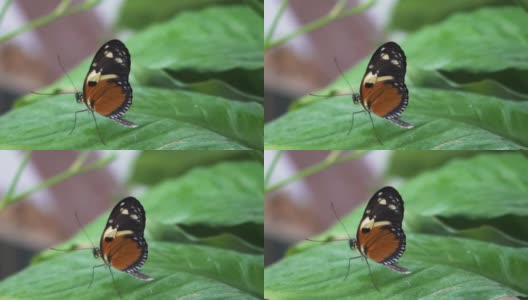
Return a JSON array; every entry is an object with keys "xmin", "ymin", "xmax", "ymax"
[{"xmin": 381, "ymin": 53, "xmax": 390, "ymax": 60}]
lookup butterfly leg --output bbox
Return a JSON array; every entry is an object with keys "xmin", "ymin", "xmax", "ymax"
[
  {"xmin": 88, "ymin": 263, "xmax": 107, "ymax": 288},
  {"xmin": 69, "ymin": 109, "xmax": 89, "ymax": 136},
  {"xmin": 344, "ymin": 255, "xmax": 363, "ymax": 281}
]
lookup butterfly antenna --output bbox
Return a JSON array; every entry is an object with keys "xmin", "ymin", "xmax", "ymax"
[
  {"xmin": 31, "ymin": 91, "xmax": 76, "ymax": 96},
  {"xmin": 330, "ymin": 201, "xmax": 353, "ymax": 240},
  {"xmin": 74, "ymin": 211, "xmax": 97, "ymax": 249},
  {"xmin": 48, "ymin": 211, "xmax": 96, "ymax": 252},
  {"xmin": 56, "ymin": 54, "xmax": 80, "ymax": 95},
  {"xmin": 333, "ymin": 57, "xmax": 355, "ymax": 93},
  {"xmin": 364, "ymin": 256, "xmax": 380, "ymax": 291},
  {"xmin": 305, "ymin": 201, "xmax": 352, "ymax": 243}
]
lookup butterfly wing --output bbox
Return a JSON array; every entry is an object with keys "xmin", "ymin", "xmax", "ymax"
[
  {"xmin": 83, "ymin": 39, "xmax": 137, "ymax": 128},
  {"xmin": 99, "ymin": 197, "xmax": 153, "ymax": 281},
  {"xmin": 359, "ymin": 42, "xmax": 412, "ymax": 128},
  {"xmin": 356, "ymin": 186, "xmax": 408, "ymax": 272}
]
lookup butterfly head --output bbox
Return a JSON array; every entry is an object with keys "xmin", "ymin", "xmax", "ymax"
[
  {"xmin": 348, "ymin": 238, "xmax": 358, "ymax": 251},
  {"xmin": 92, "ymin": 247, "xmax": 101, "ymax": 259},
  {"xmin": 75, "ymin": 91, "xmax": 83, "ymax": 104},
  {"xmin": 352, "ymin": 93, "xmax": 360, "ymax": 105}
]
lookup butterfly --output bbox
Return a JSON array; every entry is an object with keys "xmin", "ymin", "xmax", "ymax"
[
  {"xmin": 72, "ymin": 39, "xmax": 137, "ymax": 143},
  {"xmin": 92, "ymin": 196, "xmax": 153, "ymax": 282},
  {"xmin": 353, "ymin": 42, "xmax": 412, "ymax": 129},
  {"xmin": 348, "ymin": 186, "xmax": 411, "ymax": 277}
]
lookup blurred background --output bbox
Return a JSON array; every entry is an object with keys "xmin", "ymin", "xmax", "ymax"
[
  {"xmin": 265, "ymin": 0, "xmax": 403, "ymax": 123},
  {"xmin": 0, "ymin": 150, "xmax": 256, "ymax": 280},
  {"xmin": 0, "ymin": 0, "xmax": 263, "ymax": 115},
  {"xmin": 0, "ymin": 0, "xmax": 124, "ymax": 115},
  {"xmin": 264, "ymin": 0, "xmax": 523, "ymax": 122},
  {"xmin": 263, "ymin": 150, "xmax": 498, "ymax": 266}
]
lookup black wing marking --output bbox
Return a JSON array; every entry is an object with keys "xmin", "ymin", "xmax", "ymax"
[
  {"xmin": 104, "ymin": 196, "xmax": 145, "ymax": 234},
  {"xmin": 84, "ymin": 39, "xmax": 133, "ymax": 120},
  {"xmin": 86, "ymin": 39, "xmax": 131, "ymax": 83},
  {"xmin": 360, "ymin": 186, "xmax": 404, "ymax": 227},
  {"xmin": 357, "ymin": 186, "xmax": 406, "ymax": 265},
  {"xmin": 101, "ymin": 197, "xmax": 149, "ymax": 273},
  {"xmin": 362, "ymin": 42, "xmax": 409, "ymax": 119},
  {"xmin": 364, "ymin": 42, "xmax": 406, "ymax": 84}
]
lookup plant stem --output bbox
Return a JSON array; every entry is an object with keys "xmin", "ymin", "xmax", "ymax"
[
  {"xmin": 0, "ymin": 0, "xmax": 102, "ymax": 44},
  {"xmin": 265, "ymin": 0, "xmax": 377, "ymax": 50},
  {"xmin": 4, "ymin": 150, "xmax": 32, "ymax": 204},
  {"xmin": 265, "ymin": 150, "xmax": 366, "ymax": 193},
  {"xmin": 264, "ymin": 150, "xmax": 283, "ymax": 186},
  {"xmin": 1, "ymin": 152, "xmax": 116, "ymax": 208},
  {"xmin": 0, "ymin": 0, "xmax": 12, "ymax": 28},
  {"xmin": 264, "ymin": 0, "xmax": 289, "ymax": 46}
]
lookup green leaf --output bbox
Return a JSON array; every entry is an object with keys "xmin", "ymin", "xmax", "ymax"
[
  {"xmin": 265, "ymin": 234, "xmax": 527, "ymax": 299},
  {"xmin": 401, "ymin": 153, "xmax": 528, "ymax": 219},
  {"xmin": 405, "ymin": 7, "xmax": 528, "ymax": 74},
  {"xmin": 129, "ymin": 150, "xmax": 261, "ymax": 186},
  {"xmin": 265, "ymin": 88, "xmax": 528, "ymax": 149},
  {"xmin": 386, "ymin": 150, "xmax": 487, "ymax": 178},
  {"xmin": 117, "ymin": 0, "xmax": 257, "ymax": 30},
  {"xmin": 0, "ymin": 242, "xmax": 263, "ymax": 299},
  {"xmin": 129, "ymin": 5, "xmax": 262, "ymax": 73},
  {"xmin": 143, "ymin": 161, "xmax": 263, "ymax": 251},
  {"xmin": 389, "ymin": 0, "xmax": 519, "ymax": 32},
  {"xmin": 0, "ymin": 87, "xmax": 262, "ymax": 149}
]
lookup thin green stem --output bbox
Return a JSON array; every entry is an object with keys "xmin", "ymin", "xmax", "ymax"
[
  {"xmin": 0, "ymin": 0, "xmax": 102, "ymax": 44},
  {"xmin": 0, "ymin": 0, "xmax": 13, "ymax": 28},
  {"xmin": 264, "ymin": 150, "xmax": 283, "ymax": 186},
  {"xmin": 4, "ymin": 150, "xmax": 32, "ymax": 203},
  {"xmin": 265, "ymin": 150, "xmax": 366, "ymax": 193},
  {"xmin": 265, "ymin": 0, "xmax": 377, "ymax": 50},
  {"xmin": 264, "ymin": 0, "xmax": 289, "ymax": 46},
  {"xmin": 1, "ymin": 152, "xmax": 116, "ymax": 208}
]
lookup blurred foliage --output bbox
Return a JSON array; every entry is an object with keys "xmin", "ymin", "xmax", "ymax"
[
  {"xmin": 388, "ymin": 0, "xmax": 521, "ymax": 32},
  {"xmin": 266, "ymin": 153, "xmax": 528, "ymax": 299},
  {"xmin": 1, "ymin": 4, "xmax": 263, "ymax": 150},
  {"xmin": 265, "ymin": 6, "xmax": 528, "ymax": 150},
  {"xmin": 129, "ymin": 150, "xmax": 262, "ymax": 186},
  {"xmin": 117, "ymin": 0, "xmax": 263, "ymax": 30},
  {"xmin": 0, "ymin": 155, "xmax": 263, "ymax": 299}
]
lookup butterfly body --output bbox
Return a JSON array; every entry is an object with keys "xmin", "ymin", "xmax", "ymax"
[
  {"xmin": 353, "ymin": 42, "xmax": 413, "ymax": 129},
  {"xmin": 349, "ymin": 186, "xmax": 410, "ymax": 274},
  {"xmin": 93, "ymin": 197, "xmax": 153, "ymax": 281},
  {"xmin": 76, "ymin": 39, "xmax": 137, "ymax": 128}
]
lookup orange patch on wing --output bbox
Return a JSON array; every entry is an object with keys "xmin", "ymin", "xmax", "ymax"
[
  {"xmin": 101, "ymin": 235, "xmax": 142, "ymax": 271},
  {"xmin": 85, "ymin": 80, "xmax": 126, "ymax": 116},
  {"xmin": 357, "ymin": 226, "xmax": 401, "ymax": 263},
  {"xmin": 361, "ymin": 82, "xmax": 402, "ymax": 117}
]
